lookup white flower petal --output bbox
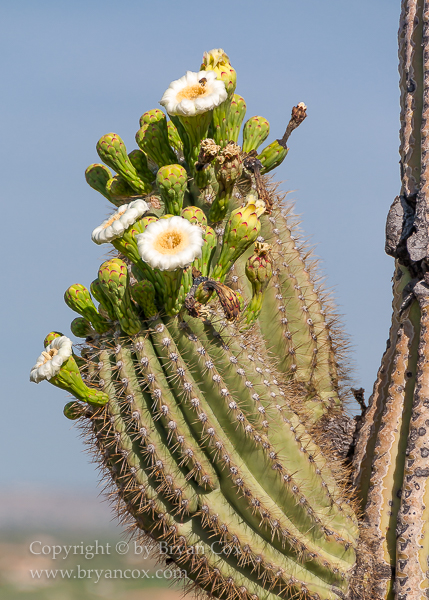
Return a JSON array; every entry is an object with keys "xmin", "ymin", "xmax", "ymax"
[
  {"xmin": 159, "ymin": 70, "xmax": 227, "ymax": 117},
  {"xmin": 91, "ymin": 200, "xmax": 149, "ymax": 245},
  {"xmin": 137, "ymin": 216, "xmax": 204, "ymax": 272},
  {"xmin": 30, "ymin": 336, "xmax": 73, "ymax": 383}
]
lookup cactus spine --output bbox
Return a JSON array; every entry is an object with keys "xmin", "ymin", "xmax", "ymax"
[{"xmin": 32, "ymin": 23, "xmax": 429, "ymax": 598}]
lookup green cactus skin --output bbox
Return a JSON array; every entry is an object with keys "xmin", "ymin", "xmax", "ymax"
[
  {"xmin": 156, "ymin": 164, "xmax": 187, "ymax": 215},
  {"xmin": 85, "ymin": 164, "xmax": 113, "ymax": 201},
  {"xmin": 242, "ymin": 116, "xmax": 270, "ymax": 153},
  {"xmin": 96, "ymin": 133, "xmax": 151, "ymax": 195},
  {"xmin": 136, "ymin": 109, "xmax": 178, "ymax": 168}
]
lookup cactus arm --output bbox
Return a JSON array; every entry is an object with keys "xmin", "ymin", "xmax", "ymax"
[
  {"xmin": 362, "ymin": 301, "xmax": 419, "ymax": 600},
  {"xmin": 230, "ymin": 203, "xmax": 341, "ymax": 422},
  {"xmin": 399, "ymin": 0, "xmax": 422, "ymax": 200},
  {"xmin": 394, "ymin": 285, "xmax": 429, "ymax": 596},
  {"xmin": 351, "ymin": 265, "xmax": 410, "ymax": 509}
]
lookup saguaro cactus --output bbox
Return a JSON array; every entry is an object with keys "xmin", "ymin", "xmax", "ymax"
[{"xmin": 30, "ymin": 17, "xmax": 429, "ymax": 598}]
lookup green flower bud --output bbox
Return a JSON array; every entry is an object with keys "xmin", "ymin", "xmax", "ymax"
[
  {"xmin": 136, "ymin": 109, "xmax": 177, "ymax": 167},
  {"xmin": 85, "ymin": 164, "xmax": 112, "ymax": 201},
  {"xmin": 245, "ymin": 243, "xmax": 273, "ymax": 291},
  {"xmin": 106, "ymin": 175, "xmax": 139, "ymax": 206},
  {"xmin": 63, "ymin": 400, "xmax": 87, "ymax": 420},
  {"xmin": 96, "ymin": 133, "xmax": 151, "ymax": 195},
  {"xmin": 242, "ymin": 116, "xmax": 270, "ymax": 153},
  {"xmin": 98, "ymin": 259, "xmax": 143, "ymax": 335},
  {"xmin": 44, "ymin": 331, "xmax": 63, "ymax": 347},
  {"xmin": 200, "ymin": 226, "xmax": 217, "ymax": 277},
  {"xmin": 156, "ymin": 164, "xmax": 188, "ymax": 215},
  {"xmin": 90, "ymin": 279, "xmax": 117, "ymax": 321},
  {"xmin": 181, "ymin": 206, "xmax": 208, "ymax": 229},
  {"xmin": 167, "ymin": 120, "xmax": 184, "ymax": 152},
  {"xmin": 226, "ymin": 94, "xmax": 247, "ymax": 144},
  {"xmin": 211, "ymin": 203, "xmax": 261, "ymax": 281},
  {"xmin": 130, "ymin": 280, "xmax": 158, "ymax": 318},
  {"xmin": 242, "ymin": 243, "xmax": 273, "ymax": 329},
  {"xmin": 257, "ymin": 140, "xmax": 288, "ymax": 174},
  {"xmin": 200, "ymin": 49, "xmax": 237, "ymax": 101},
  {"xmin": 64, "ymin": 284, "xmax": 111, "ymax": 334},
  {"xmin": 70, "ymin": 317, "xmax": 95, "ymax": 338},
  {"xmin": 209, "ymin": 142, "xmax": 243, "ymax": 222},
  {"xmin": 128, "ymin": 149, "xmax": 154, "ymax": 186}
]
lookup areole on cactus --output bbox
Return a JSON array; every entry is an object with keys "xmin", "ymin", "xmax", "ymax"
[{"xmin": 30, "ymin": 10, "xmax": 429, "ymax": 597}]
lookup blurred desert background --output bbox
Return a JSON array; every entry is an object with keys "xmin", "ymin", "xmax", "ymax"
[{"xmin": 0, "ymin": 487, "xmax": 184, "ymax": 600}]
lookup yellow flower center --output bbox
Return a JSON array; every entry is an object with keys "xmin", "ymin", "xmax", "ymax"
[
  {"xmin": 103, "ymin": 209, "xmax": 126, "ymax": 229},
  {"xmin": 41, "ymin": 348, "xmax": 58, "ymax": 365},
  {"xmin": 153, "ymin": 229, "xmax": 189, "ymax": 255},
  {"xmin": 177, "ymin": 81, "xmax": 209, "ymax": 102}
]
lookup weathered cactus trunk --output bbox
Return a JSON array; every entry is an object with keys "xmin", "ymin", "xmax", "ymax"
[
  {"xmin": 30, "ymin": 11, "xmax": 429, "ymax": 599},
  {"xmin": 350, "ymin": 1, "xmax": 429, "ymax": 598}
]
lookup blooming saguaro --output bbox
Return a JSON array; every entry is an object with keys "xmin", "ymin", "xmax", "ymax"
[{"xmin": 31, "ymin": 31, "xmax": 425, "ymax": 599}]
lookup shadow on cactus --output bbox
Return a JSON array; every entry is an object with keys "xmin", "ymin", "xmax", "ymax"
[{"xmin": 31, "ymin": 48, "xmax": 379, "ymax": 600}]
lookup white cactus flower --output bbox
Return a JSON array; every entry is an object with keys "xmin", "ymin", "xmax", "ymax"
[
  {"xmin": 30, "ymin": 336, "xmax": 73, "ymax": 383},
  {"xmin": 137, "ymin": 216, "xmax": 204, "ymax": 271},
  {"xmin": 160, "ymin": 71, "xmax": 227, "ymax": 117},
  {"xmin": 92, "ymin": 199, "xmax": 149, "ymax": 245}
]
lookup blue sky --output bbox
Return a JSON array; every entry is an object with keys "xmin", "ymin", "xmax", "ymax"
[{"xmin": 1, "ymin": 0, "xmax": 399, "ymax": 489}]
